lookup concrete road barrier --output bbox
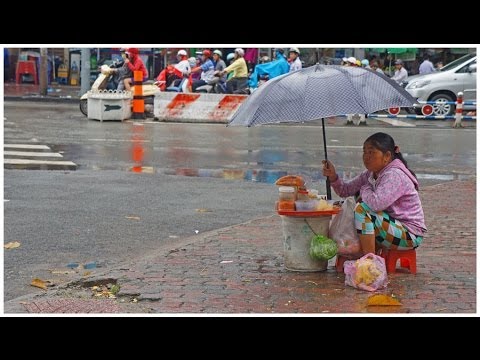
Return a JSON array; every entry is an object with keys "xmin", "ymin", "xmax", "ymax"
[{"xmin": 154, "ymin": 92, "xmax": 247, "ymax": 123}]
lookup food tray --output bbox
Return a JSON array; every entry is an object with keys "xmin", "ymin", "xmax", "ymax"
[{"xmin": 277, "ymin": 208, "xmax": 341, "ymax": 217}]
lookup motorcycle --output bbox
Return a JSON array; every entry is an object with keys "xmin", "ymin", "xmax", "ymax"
[{"xmin": 79, "ymin": 62, "xmax": 160, "ymax": 117}]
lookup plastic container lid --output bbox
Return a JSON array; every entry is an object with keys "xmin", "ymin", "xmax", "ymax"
[{"xmin": 278, "ymin": 186, "xmax": 295, "ymax": 193}]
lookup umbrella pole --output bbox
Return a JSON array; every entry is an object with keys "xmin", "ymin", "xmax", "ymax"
[{"xmin": 322, "ymin": 118, "xmax": 332, "ymax": 200}]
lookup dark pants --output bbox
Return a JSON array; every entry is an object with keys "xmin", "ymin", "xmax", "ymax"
[
  {"xmin": 226, "ymin": 77, "xmax": 248, "ymax": 94},
  {"xmin": 192, "ymin": 80, "xmax": 207, "ymax": 92}
]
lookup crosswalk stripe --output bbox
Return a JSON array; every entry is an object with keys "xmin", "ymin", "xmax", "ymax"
[
  {"xmin": 4, "ymin": 144, "xmax": 51, "ymax": 150},
  {"xmin": 4, "ymin": 159, "xmax": 76, "ymax": 166},
  {"xmin": 3, "ymin": 143, "xmax": 77, "ymax": 170},
  {"xmin": 4, "ymin": 151, "xmax": 63, "ymax": 158}
]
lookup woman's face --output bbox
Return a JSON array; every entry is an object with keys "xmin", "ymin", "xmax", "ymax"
[{"xmin": 362, "ymin": 142, "xmax": 391, "ymax": 174}]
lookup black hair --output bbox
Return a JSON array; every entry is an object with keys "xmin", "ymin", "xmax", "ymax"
[{"xmin": 364, "ymin": 132, "xmax": 417, "ymax": 179}]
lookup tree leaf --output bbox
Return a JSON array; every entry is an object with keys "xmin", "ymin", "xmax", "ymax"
[
  {"xmin": 30, "ymin": 278, "xmax": 48, "ymax": 290},
  {"xmin": 4, "ymin": 241, "xmax": 21, "ymax": 249},
  {"xmin": 367, "ymin": 294, "xmax": 402, "ymax": 306}
]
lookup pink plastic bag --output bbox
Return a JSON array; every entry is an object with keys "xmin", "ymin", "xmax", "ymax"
[
  {"xmin": 329, "ymin": 197, "xmax": 362, "ymax": 257},
  {"xmin": 344, "ymin": 253, "xmax": 388, "ymax": 292}
]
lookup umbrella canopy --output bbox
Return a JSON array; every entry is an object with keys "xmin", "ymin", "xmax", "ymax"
[
  {"xmin": 228, "ymin": 64, "xmax": 416, "ymax": 199},
  {"xmin": 229, "ymin": 64, "xmax": 416, "ymax": 127}
]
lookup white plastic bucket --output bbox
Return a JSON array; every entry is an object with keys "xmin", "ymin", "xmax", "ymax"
[{"xmin": 280, "ymin": 215, "xmax": 331, "ymax": 271}]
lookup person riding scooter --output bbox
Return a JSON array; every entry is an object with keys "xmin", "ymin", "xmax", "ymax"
[
  {"xmin": 190, "ymin": 49, "xmax": 216, "ymax": 92},
  {"xmin": 217, "ymin": 48, "xmax": 249, "ymax": 94},
  {"xmin": 109, "ymin": 48, "xmax": 133, "ymax": 90},
  {"xmin": 123, "ymin": 48, "xmax": 148, "ymax": 91}
]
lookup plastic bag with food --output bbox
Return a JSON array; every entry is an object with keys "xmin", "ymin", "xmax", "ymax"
[
  {"xmin": 344, "ymin": 253, "xmax": 388, "ymax": 292},
  {"xmin": 329, "ymin": 197, "xmax": 362, "ymax": 257},
  {"xmin": 309, "ymin": 234, "xmax": 337, "ymax": 261}
]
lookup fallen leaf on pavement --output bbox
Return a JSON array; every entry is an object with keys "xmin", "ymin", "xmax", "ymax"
[
  {"xmin": 125, "ymin": 216, "xmax": 141, "ymax": 220},
  {"xmin": 367, "ymin": 294, "xmax": 402, "ymax": 306},
  {"xmin": 110, "ymin": 285, "xmax": 120, "ymax": 295},
  {"xmin": 30, "ymin": 278, "xmax": 48, "ymax": 290},
  {"xmin": 195, "ymin": 208, "xmax": 212, "ymax": 213},
  {"xmin": 4, "ymin": 241, "xmax": 21, "ymax": 249}
]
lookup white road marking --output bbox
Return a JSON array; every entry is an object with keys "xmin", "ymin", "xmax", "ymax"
[
  {"xmin": 86, "ymin": 138, "xmax": 151, "ymax": 143},
  {"xmin": 4, "ymin": 159, "xmax": 76, "ymax": 166},
  {"xmin": 4, "ymin": 151, "xmax": 63, "ymax": 158},
  {"xmin": 374, "ymin": 118, "xmax": 414, "ymax": 127},
  {"xmin": 4, "ymin": 144, "xmax": 51, "ymax": 150}
]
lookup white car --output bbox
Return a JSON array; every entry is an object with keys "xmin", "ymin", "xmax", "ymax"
[{"xmin": 404, "ymin": 53, "xmax": 476, "ymax": 116}]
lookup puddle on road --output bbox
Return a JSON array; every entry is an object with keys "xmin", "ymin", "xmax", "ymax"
[{"xmin": 50, "ymin": 143, "xmax": 475, "ymax": 184}]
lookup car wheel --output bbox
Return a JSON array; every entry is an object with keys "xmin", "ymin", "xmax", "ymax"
[
  {"xmin": 429, "ymin": 93, "xmax": 455, "ymax": 116},
  {"xmin": 80, "ymin": 99, "xmax": 88, "ymax": 116}
]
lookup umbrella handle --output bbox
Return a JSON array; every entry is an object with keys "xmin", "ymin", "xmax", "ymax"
[
  {"xmin": 326, "ymin": 177, "xmax": 332, "ymax": 201},
  {"xmin": 321, "ymin": 118, "xmax": 332, "ymax": 200}
]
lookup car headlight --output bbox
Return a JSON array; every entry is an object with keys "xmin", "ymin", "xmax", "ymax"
[{"xmin": 406, "ymin": 79, "xmax": 431, "ymax": 89}]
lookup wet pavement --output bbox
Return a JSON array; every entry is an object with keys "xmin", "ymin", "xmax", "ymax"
[
  {"xmin": 3, "ymin": 98, "xmax": 477, "ymax": 313},
  {"xmin": 5, "ymin": 179, "xmax": 476, "ymax": 314},
  {"xmin": 3, "ymin": 82, "xmax": 82, "ymax": 101}
]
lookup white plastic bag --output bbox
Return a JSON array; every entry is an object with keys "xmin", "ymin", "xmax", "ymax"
[
  {"xmin": 329, "ymin": 197, "xmax": 361, "ymax": 257},
  {"xmin": 344, "ymin": 253, "xmax": 388, "ymax": 292}
]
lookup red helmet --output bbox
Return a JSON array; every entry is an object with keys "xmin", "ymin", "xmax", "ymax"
[
  {"xmin": 202, "ymin": 49, "xmax": 211, "ymax": 58},
  {"xmin": 126, "ymin": 47, "xmax": 139, "ymax": 56}
]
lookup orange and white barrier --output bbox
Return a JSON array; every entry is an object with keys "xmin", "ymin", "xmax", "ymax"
[
  {"xmin": 153, "ymin": 93, "xmax": 247, "ymax": 123},
  {"xmin": 132, "ymin": 71, "xmax": 144, "ymax": 119}
]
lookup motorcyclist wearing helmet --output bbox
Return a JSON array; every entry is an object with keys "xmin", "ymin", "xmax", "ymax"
[
  {"xmin": 212, "ymin": 50, "xmax": 227, "ymax": 83},
  {"xmin": 191, "ymin": 49, "xmax": 216, "ymax": 92},
  {"xmin": 218, "ymin": 48, "xmax": 249, "ymax": 94},
  {"xmin": 391, "ymin": 59, "xmax": 408, "ymax": 84},
  {"xmin": 123, "ymin": 47, "xmax": 148, "ymax": 91},
  {"xmin": 288, "ymin": 47, "xmax": 302, "ymax": 72},
  {"xmin": 110, "ymin": 48, "xmax": 133, "ymax": 90},
  {"xmin": 273, "ymin": 48, "xmax": 286, "ymax": 60},
  {"xmin": 174, "ymin": 49, "xmax": 191, "ymax": 77}
]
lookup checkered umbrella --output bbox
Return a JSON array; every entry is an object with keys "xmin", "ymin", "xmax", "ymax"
[{"xmin": 228, "ymin": 64, "xmax": 416, "ymax": 199}]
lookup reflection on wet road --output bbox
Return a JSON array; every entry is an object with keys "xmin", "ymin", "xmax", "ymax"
[
  {"xmin": 52, "ymin": 121, "xmax": 475, "ymax": 187},
  {"xmin": 4, "ymin": 102, "xmax": 475, "ymax": 186}
]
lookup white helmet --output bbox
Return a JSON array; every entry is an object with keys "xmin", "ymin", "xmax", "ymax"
[
  {"xmin": 177, "ymin": 49, "xmax": 187, "ymax": 57},
  {"xmin": 234, "ymin": 48, "xmax": 245, "ymax": 57},
  {"xmin": 289, "ymin": 47, "xmax": 300, "ymax": 55},
  {"xmin": 347, "ymin": 57, "xmax": 357, "ymax": 65},
  {"xmin": 187, "ymin": 57, "xmax": 196, "ymax": 67},
  {"xmin": 213, "ymin": 49, "xmax": 223, "ymax": 57}
]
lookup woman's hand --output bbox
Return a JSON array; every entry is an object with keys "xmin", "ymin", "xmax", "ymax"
[{"xmin": 322, "ymin": 160, "xmax": 338, "ymax": 182}]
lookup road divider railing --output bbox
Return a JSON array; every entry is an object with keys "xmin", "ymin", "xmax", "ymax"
[{"xmin": 385, "ymin": 92, "xmax": 475, "ymax": 125}]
